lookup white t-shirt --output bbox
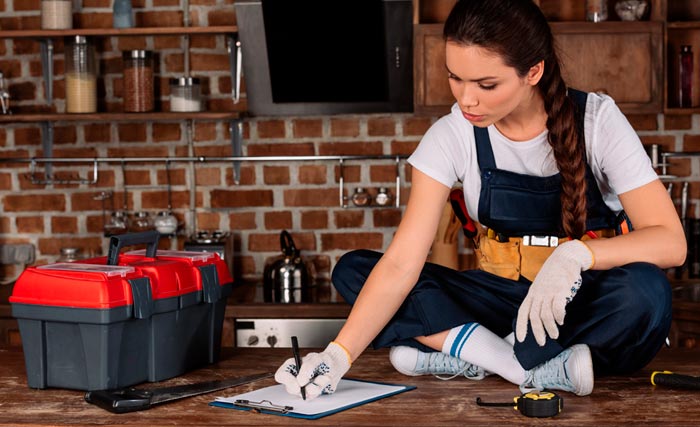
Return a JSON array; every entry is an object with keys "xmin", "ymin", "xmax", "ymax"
[{"xmin": 408, "ymin": 92, "xmax": 658, "ymax": 223}]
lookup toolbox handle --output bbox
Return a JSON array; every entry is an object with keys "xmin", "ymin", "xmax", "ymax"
[{"xmin": 107, "ymin": 230, "xmax": 160, "ymax": 266}]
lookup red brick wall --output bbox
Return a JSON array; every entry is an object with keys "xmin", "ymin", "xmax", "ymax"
[{"xmin": 0, "ymin": 2, "xmax": 698, "ymax": 291}]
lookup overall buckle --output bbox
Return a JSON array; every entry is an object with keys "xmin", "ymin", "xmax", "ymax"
[{"xmin": 522, "ymin": 235, "xmax": 559, "ymax": 247}]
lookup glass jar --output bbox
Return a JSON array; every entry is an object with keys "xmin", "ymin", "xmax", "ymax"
[
  {"xmin": 65, "ymin": 36, "xmax": 97, "ymax": 113},
  {"xmin": 585, "ymin": 0, "xmax": 608, "ymax": 22},
  {"xmin": 130, "ymin": 211, "xmax": 153, "ymax": 232},
  {"xmin": 679, "ymin": 45, "xmax": 694, "ymax": 108},
  {"xmin": 154, "ymin": 211, "xmax": 178, "ymax": 235},
  {"xmin": 351, "ymin": 187, "xmax": 371, "ymax": 207},
  {"xmin": 123, "ymin": 50, "xmax": 154, "ymax": 112},
  {"xmin": 169, "ymin": 77, "xmax": 202, "ymax": 112},
  {"xmin": 58, "ymin": 247, "xmax": 83, "ymax": 262},
  {"xmin": 41, "ymin": 0, "xmax": 72, "ymax": 30},
  {"xmin": 113, "ymin": 0, "xmax": 134, "ymax": 29},
  {"xmin": 374, "ymin": 187, "xmax": 392, "ymax": 207}
]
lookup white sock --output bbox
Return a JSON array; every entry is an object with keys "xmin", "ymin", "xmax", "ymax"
[{"xmin": 442, "ymin": 323, "xmax": 525, "ymax": 385}]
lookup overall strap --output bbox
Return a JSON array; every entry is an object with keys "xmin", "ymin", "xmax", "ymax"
[{"xmin": 474, "ymin": 126, "xmax": 496, "ymax": 169}]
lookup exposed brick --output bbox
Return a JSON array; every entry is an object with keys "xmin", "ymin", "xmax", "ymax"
[
  {"xmin": 665, "ymin": 115, "xmax": 692, "ymax": 130},
  {"xmin": 141, "ymin": 190, "xmax": 194, "ymax": 209},
  {"xmin": 370, "ymin": 165, "xmax": 399, "ymax": 183},
  {"xmin": 195, "ymin": 167, "xmax": 222, "ymax": 186},
  {"xmin": 16, "ymin": 216, "xmax": 44, "ymax": 233},
  {"xmin": 625, "ymin": 114, "xmax": 658, "ymax": 131},
  {"xmin": 124, "ymin": 169, "xmax": 151, "ymax": 186},
  {"xmin": 293, "ymin": 119, "xmax": 323, "ymax": 138},
  {"xmin": 321, "ymin": 232, "xmax": 384, "ymax": 250},
  {"xmin": 330, "ymin": 118, "xmax": 360, "ymax": 137},
  {"xmin": 319, "ymin": 141, "xmax": 383, "ymax": 156},
  {"xmin": 334, "ymin": 210, "xmax": 364, "ymax": 228},
  {"xmin": 301, "ymin": 210, "xmax": 328, "ymax": 229},
  {"xmin": 683, "ymin": 135, "xmax": 700, "ymax": 152},
  {"xmin": 54, "ymin": 125, "xmax": 77, "ymax": 145},
  {"xmin": 247, "ymin": 142, "xmax": 315, "ymax": 156},
  {"xmin": 403, "ymin": 116, "xmax": 433, "ymax": 136},
  {"xmin": 208, "ymin": 9, "xmax": 236, "ymax": 26},
  {"xmin": 249, "ymin": 232, "xmax": 315, "ymax": 252},
  {"xmin": 284, "ymin": 188, "xmax": 339, "ymax": 207},
  {"xmin": 640, "ymin": 136, "xmax": 675, "ymax": 153},
  {"xmin": 264, "ymin": 211, "xmax": 293, "ymax": 230},
  {"xmin": 118, "ymin": 123, "xmax": 148, "ymax": 142},
  {"xmin": 211, "ymin": 189, "xmax": 274, "ymax": 208},
  {"xmin": 154, "ymin": 35, "xmax": 181, "ymax": 50},
  {"xmin": 73, "ymin": 12, "xmax": 112, "ymax": 28},
  {"xmin": 156, "ymin": 168, "xmax": 186, "ymax": 186},
  {"xmin": 0, "ymin": 172, "xmax": 11, "ymax": 190},
  {"xmin": 229, "ymin": 212, "xmax": 257, "ymax": 230},
  {"xmin": 13, "ymin": 0, "xmax": 39, "ymax": 11},
  {"xmin": 153, "ymin": 123, "xmax": 182, "ymax": 142},
  {"xmin": 298, "ymin": 165, "xmax": 327, "ymax": 184},
  {"xmin": 4, "ymin": 194, "xmax": 66, "ymax": 212},
  {"xmin": 10, "ymin": 81, "xmax": 36, "ymax": 100},
  {"xmin": 38, "ymin": 236, "xmax": 103, "ymax": 256},
  {"xmin": 51, "ymin": 216, "xmax": 78, "ymax": 234},
  {"xmin": 225, "ymin": 165, "xmax": 256, "ymax": 186},
  {"xmin": 391, "ymin": 140, "xmax": 420, "ymax": 155},
  {"xmin": 0, "ymin": 59, "xmax": 21, "ymax": 78},
  {"xmin": 0, "ymin": 217, "xmax": 9, "ymax": 234},
  {"xmin": 196, "ymin": 212, "xmax": 221, "ymax": 230},
  {"xmin": 108, "ymin": 145, "xmax": 169, "ymax": 158},
  {"xmin": 367, "ymin": 117, "xmax": 396, "ymax": 136},
  {"xmin": 0, "ymin": 128, "xmax": 6, "ymax": 147},
  {"xmin": 257, "ymin": 120, "xmax": 286, "ymax": 139},
  {"xmin": 334, "ymin": 165, "xmax": 361, "ymax": 183},
  {"xmin": 71, "ymin": 192, "xmax": 111, "ymax": 212},
  {"xmin": 190, "ymin": 34, "xmax": 217, "ymax": 49},
  {"xmin": 263, "ymin": 166, "xmax": 290, "ymax": 185},
  {"xmin": 84, "ymin": 123, "xmax": 112, "ymax": 143},
  {"xmin": 136, "ymin": 10, "xmax": 183, "ymax": 27},
  {"xmin": 83, "ymin": 0, "xmax": 111, "ymax": 7},
  {"xmin": 163, "ymin": 52, "xmax": 184, "ymax": 73},
  {"xmin": 373, "ymin": 209, "xmax": 402, "ymax": 227},
  {"xmin": 86, "ymin": 215, "xmax": 104, "ymax": 234},
  {"xmin": 194, "ymin": 122, "xmax": 218, "ymax": 142},
  {"xmin": 190, "ymin": 53, "xmax": 229, "ymax": 72},
  {"xmin": 13, "ymin": 127, "xmax": 41, "ymax": 146}
]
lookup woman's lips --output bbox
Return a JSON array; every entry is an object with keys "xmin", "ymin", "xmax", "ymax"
[{"xmin": 462, "ymin": 111, "xmax": 485, "ymax": 122}]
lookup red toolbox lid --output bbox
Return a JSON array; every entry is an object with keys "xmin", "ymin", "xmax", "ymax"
[
  {"xmin": 126, "ymin": 249, "xmax": 234, "ymax": 288},
  {"xmin": 9, "ymin": 263, "xmax": 139, "ymax": 309}
]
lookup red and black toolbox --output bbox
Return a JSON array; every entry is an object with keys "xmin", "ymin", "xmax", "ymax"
[{"xmin": 10, "ymin": 231, "xmax": 233, "ymax": 391}]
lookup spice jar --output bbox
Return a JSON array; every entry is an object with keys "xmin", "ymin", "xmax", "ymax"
[
  {"xmin": 169, "ymin": 77, "xmax": 202, "ymax": 112},
  {"xmin": 41, "ymin": 0, "xmax": 72, "ymax": 30},
  {"xmin": 154, "ymin": 211, "xmax": 178, "ymax": 235},
  {"xmin": 65, "ymin": 36, "xmax": 97, "ymax": 113},
  {"xmin": 58, "ymin": 247, "xmax": 83, "ymax": 262},
  {"xmin": 375, "ymin": 187, "xmax": 392, "ymax": 207},
  {"xmin": 130, "ymin": 211, "xmax": 153, "ymax": 232},
  {"xmin": 123, "ymin": 50, "xmax": 154, "ymax": 112},
  {"xmin": 585, "ymin": 0, "xmax": 608, "ymax": 22},
  {"xmin": 351, "ymin": 187, "xmax": 371, "ymax": 207}
]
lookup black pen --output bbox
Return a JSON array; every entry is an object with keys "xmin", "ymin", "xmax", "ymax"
[{"xmin": 291, "ymin": 336, "xmax": 306, "ymax": 400}]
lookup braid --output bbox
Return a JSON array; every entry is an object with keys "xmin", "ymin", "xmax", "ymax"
[{"xmin": 540, "ymin": 59, "xmax": 587, "ymax": 238}]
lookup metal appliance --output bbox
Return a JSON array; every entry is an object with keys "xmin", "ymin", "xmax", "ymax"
[
  {"xmin": 183, "ymin": 231, "xmax": 234, "ymax": 277},
  {"xmin": 235, "ymin": 318, "xmax": 345, "ymax": 348}
]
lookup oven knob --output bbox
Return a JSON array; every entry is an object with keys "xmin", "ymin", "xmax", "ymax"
[
  {"xmin": 247, "ymin": 335, "xmax": 259, "ymax": 346},
  {"xmin": 267, "ymin": 335, "xmax": 278, "ymax": 348}
]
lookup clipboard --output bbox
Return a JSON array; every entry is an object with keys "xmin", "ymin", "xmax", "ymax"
[{"xmin": 209, "ymin": 378, "xmax": 416, "ymax": 420}]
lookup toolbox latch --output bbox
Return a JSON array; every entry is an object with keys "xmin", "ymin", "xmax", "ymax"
[
  {"xmin": 128, "ymin": 278, "xmax": 154, "ymax": 319},
  {"xmin": 200, "ymin": 265, "xmax": 221, "ymax": 303}
]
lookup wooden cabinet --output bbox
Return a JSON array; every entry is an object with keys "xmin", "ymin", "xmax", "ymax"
[
  {"xmin": 413, "ymin": 0, "xmax": 667, "ymax": 115},
  {"xmin": 666, "ymin": 1, "xmax": 700, "ymax": 113}
]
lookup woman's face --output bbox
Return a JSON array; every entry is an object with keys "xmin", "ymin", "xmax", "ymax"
[{"xmin": 445, "ymin": 41, "xmax": 539, "ymax": 128}]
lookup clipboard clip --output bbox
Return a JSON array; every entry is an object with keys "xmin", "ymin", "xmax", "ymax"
[{"xmin": 234, "ymin": 399, "xmax": 293, "ymax": 414}]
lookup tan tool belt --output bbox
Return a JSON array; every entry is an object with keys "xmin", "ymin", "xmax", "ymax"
[{"xmin": 474, "ymin": 228, "xmax": 614, "ymax": 282}]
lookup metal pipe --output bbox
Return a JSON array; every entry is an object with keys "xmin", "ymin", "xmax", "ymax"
[{"xmin": 1, "ymin": 155, "xmax": 408, "ymax": 164}]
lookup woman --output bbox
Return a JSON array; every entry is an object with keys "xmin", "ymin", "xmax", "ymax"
[{"xmin": 276, "ymin": 0, "xmax": 686, "ymax": 399}]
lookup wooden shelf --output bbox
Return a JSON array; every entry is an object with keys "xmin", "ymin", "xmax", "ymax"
[
  {"xmin": 667, "ymin": 21, "xmax": 700, "ymax": 30},
  {"xmin": 0, "ymin": 26, "xmax": 237, "ymax": 39},
  {"xmin": 0, "ymin": 111, "xmax": 241, "ymax": 123}
]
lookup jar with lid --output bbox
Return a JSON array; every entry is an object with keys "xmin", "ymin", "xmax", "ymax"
[
  {"xmin": 154, "ymin": 211, "xmax": 178, "ymax": 235},
  {"xmin": 585, "ymin": 0, "xmax": 608, "ymax": 22},
  {"xmin": 374, "ymin": 187, "xmax": 393, "ymax": 207},
  {"xmin": 113, "ymin": 0, "xmax": 134, "ymax": 29},
  {"xmin": 58, "ymin": 247, "xmax": 83, "ymax": 262},
  {"xmin": 65, "ymin": 36, "xmax": 97, "ymax": 113},
  {"xmin": 170, "ymin": 77, "xmax": 202, "ymax": 112},
  {"xmin": 130, "ymin": 211, "xmax": 153, "ymax": 232},
  {"xmin": 351, "ymin": 187, "xmax": 371, "ymax": 207},
  {"xmin": 123, "ymin": 50, "xmax": 154, "ymax": 112},
  {"xmin": 41, "ymin": 0, "xmax": 72, "ymax": 30}
]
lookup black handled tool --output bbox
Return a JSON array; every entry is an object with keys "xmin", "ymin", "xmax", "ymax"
[
  {"xmin": 85, "ymin": 372, "xmax": 273, "ymax": 413},
  {"xmin": 651, "ymin": 371, "xmax": 700, "ymax": 390}
]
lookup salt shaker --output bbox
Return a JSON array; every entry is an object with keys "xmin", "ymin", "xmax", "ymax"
[
  {"xmin": 374, "ymin": 187, "xmax": 392, "ymax": 207},
  {"xmin": 351, "ymin": 187, "xmax": 371, "ymax": 207}
]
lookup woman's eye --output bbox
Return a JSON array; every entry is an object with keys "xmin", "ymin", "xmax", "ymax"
[
  {"xmin": 448, "ymin": 73, "xmax": 461, "ymax": 81},
  {"xmin": 479, "ymin": 83, "xmax": 496, "ymax": 91}
]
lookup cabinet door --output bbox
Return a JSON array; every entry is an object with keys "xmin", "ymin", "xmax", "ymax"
[
  {"xmin": 552, "ymin": 22, "xmax": 663, "ymax": 114},
  {"xmin": 413, "ymin": 21, "xmax": 664, "ymax": 115},
  {"xmin": 414, "ymin": 24, "xmax": 453, "ymax": 116}
]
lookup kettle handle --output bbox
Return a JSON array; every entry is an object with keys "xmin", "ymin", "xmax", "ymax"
[{"xmin": 280, "ymin": 230, "xmax": 298, "ymax": 256}]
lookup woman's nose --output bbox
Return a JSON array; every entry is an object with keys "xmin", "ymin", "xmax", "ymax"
[{"xmin": 458, "ymin": 87, "xmax": 479, "ymax": 108}]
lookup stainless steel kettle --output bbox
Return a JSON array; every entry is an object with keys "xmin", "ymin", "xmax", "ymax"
[{"xmin": 263, "ymin": 230, "xmax": 311, "ymax": 303}]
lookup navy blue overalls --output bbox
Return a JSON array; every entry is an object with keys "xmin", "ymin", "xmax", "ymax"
[{"xmin": 332, "ymin": 90, "xmax": 672, "ymax": 375}]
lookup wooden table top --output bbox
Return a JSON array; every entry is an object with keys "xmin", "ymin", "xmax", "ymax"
[{"xmin": 1, "ymin": 345, "xmax": 699, "ymax": 426}]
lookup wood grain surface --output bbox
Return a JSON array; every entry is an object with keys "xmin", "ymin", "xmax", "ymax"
[{"xmin": 0, "ymin": 346, "xmax": 698, "ymax": 426}]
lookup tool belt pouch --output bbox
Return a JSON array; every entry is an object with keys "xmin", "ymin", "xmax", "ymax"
[{"xmin": 475, "ymin": 234, "xmax": 554, "ymax": 282}]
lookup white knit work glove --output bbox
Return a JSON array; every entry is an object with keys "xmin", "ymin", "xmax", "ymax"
[
  {"xmin": 515, "ymin": 240, "xmax": 594, "ymax": 346},
  {"xmin": 274, "ymin": 341, "xmax": 352, "ymax": 400}
]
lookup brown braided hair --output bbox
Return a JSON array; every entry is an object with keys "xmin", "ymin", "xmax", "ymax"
[{"xmin": 444, "ymin": 0, "xmax": 587, "ymax": 238}]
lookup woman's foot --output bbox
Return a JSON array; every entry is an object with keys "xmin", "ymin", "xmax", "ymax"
[
  {"xmin": 520, "ymin": 344, "xmax": 594, "ymax": 396},
  {"xmin": 389, "ymin": 346, "xmax": 486, "ymax": 380}
]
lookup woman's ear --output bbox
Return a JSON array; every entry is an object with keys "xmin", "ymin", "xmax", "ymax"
[{"xmin": 527, "ymin": 60, "xmax": 545, "ymax": 86}]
